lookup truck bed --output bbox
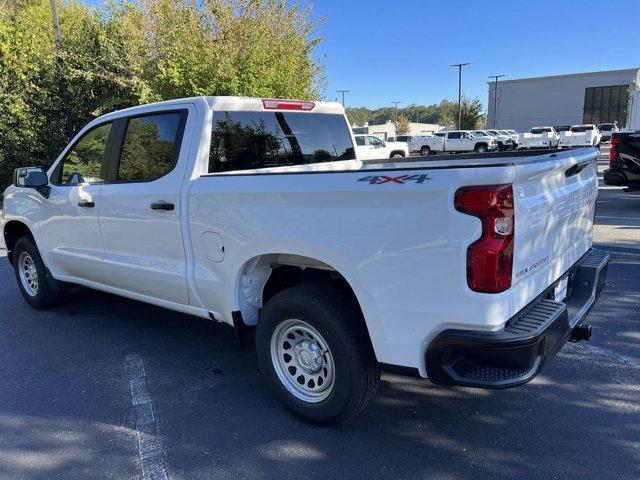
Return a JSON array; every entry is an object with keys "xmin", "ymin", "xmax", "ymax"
[{"xmin": 360, "ymin": 147, "xmax": 594, "ymax": 169}]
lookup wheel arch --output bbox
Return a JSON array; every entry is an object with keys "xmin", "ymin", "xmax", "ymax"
[
  {"xmin": 3, "ymin": 220, "xmax": 34, "ymax": 265},
  {"xmin": 233, "ymin": 252, "xmax": 381, "ymax": 359}
]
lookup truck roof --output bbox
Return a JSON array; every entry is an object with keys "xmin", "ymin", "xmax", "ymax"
[
  {"xmin": 86, "ymin": 96, "xmax": 346, "ymax": 122},
  {"xmin": 206, "ymin": 96, "xmax": 345, "ymax": 114}
]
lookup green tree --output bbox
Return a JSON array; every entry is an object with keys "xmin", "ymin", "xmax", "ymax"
[
  {"xmin": 457, "ymin": 97, "xmax": 485, "ymax": 130},
  {"xmin": 345, "ymin": 100, "xmax": 459, "ymax": 127},
  {"xmin": 0, "ymin": 0, "xmax": 324, "ymax": 192},
  {"xmin": 395, "ymin": 115, "xmax": 410, "ymax": 135}
]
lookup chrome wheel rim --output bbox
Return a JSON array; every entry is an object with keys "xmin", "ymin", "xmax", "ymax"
[
  {"xmin": 270, "ymin": 319, "xmax": 335, "ymax": 403},
  {"xmin": 18, "ymin": 251, "xmax": 38, "ymax": 297}
]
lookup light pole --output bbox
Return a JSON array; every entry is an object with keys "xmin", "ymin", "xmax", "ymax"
[
  {"xmin": 489, "ymin": 75, "xmax": 505, "ymax": 129},
  {"xmin": 337, "ymin": 90, "xmax": 350, "ymax": 107},
  {"xmin": 450, "ymin": 63, "xmax": 470, "ymax": 129},
  {"xmin": 391, "ymin": 101, "xmax": 401, "ymax": 123},
  {"xmin": 49, "ymin": 0, "xmax": 73, "ymax": 139}
]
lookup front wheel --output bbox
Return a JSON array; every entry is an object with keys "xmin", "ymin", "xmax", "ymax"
[
  {"xmin": 13, "ymin": 236, "xmax": 64, "ymax": 309},
  {"xmin": 474, "ymin": 144, "xmax": 488, "ymax": 153},
  {"xmin": 256, "ymin": 284, "xmax": 380, "ymax": 425}
]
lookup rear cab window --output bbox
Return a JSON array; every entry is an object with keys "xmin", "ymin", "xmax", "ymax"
[{"xmin": 208, "ymin": 111, "xmax": 355, "ymax": 173}]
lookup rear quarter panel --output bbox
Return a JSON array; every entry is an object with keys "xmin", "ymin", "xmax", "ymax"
[{"xmin": 189, "ymin": 163, "xmax": 517, "ymax": 373}]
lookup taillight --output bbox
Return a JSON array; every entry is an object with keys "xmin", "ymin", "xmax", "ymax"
[
  {"xmin": 262, "ymin": 99, "xmax": 315, "ymax": 111},
  {"xmin": 455, "ymin": 185, "xmax": 514, "ymax": 293},
  {"xmin": 609, "ymin": 135, "xmax": 620, "ymax": 163}
]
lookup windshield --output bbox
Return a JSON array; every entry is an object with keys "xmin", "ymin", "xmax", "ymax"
[
  {"xmin": 599, "ymin": 123, "xmax": 614, "ymax": 130},
  {"xmin": 530, "ymin": 128, "xmax": 550, "ymax": 134},
  {"xmin": 499, "ymin": 130, "xmax": 510, "ymax": 135}
]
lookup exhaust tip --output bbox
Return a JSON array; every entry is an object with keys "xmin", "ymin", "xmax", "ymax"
[{"xmin": 570, "ymin": 323, "xmax": 592, "ymax": 342}]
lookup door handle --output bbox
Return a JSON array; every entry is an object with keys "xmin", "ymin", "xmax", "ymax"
[
  {"xmin": 77, "ymin": 200, "xmax": 95, "ymax": 208},
  {"xmin": 150, "ymin": 201, "xmax": 175, "ymax": 211}
]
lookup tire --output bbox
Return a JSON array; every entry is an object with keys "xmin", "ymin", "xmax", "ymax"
[
  {"xmin": 474, "ymin": 143, "xmax": 488, "ymax": 153},
  {"xmin": 391, "ymin": 152, "xmax": 405, "ymax": 158},
  {"xmin": 255, "ymin": 284, "xmax": 380, "ymax": 425},
  {"xmin": 13, "ymin": 236, "xmax": 64, "ymax": 309},
  {"xmin": 419, "ymin": 146, "xmax": 431, "ymax": 156}
]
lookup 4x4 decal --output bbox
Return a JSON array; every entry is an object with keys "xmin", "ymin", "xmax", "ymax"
[{"xmin": 357, "ymin": 174, "xmax": 430, "ymax": 185}]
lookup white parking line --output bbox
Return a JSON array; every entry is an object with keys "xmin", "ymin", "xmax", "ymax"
[
  {"xmin": 565, "ymin": 343, "xmax": 640, "ymax": 370},
  {"xmin": 125, "ymin": 354, "xmax": 168, "ymax": 480},
  {"xmin": 599, "ymin": 249, "xmax": 640, "ymax": 258}
]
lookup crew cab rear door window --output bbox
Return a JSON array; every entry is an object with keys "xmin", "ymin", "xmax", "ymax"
[
  {"xmin": 116, "ymin": 111, "xmax": 185, "ymax": 182},
  {"xmin": 208, "ymin": 111, "xmax": 355, "ymax": 173}
]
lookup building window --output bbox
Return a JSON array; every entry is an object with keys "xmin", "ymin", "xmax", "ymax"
[{"xmin": 583, "ymin": 85, "xmax": 629, "ymax": 126}]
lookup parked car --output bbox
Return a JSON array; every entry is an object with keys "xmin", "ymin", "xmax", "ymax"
[
  {"xmin": 598, "ymin": 122, "xmax": 619, "ymax": 142},
  {"xmin": 603, "ymin": 130, "xmax": 640, "ymax": 190},
  {"xmin": 354, "ymin": 134, "xmax": 409, "ymax": 159},
  {"xmin": 500, "ymin": 129, "xmax": 520, "ymax": 148},
  {"xmin": 486, "ymin": 129, "xmax": 514, "ymax": 150},
  {"xmin": 558, "ymin": 124, "xmax": 602, "ymax": 149},
  {"xmin": 1, "ymin": 96, "xmax": 608, "ymax": 425},
  {"xmin": 410, "ymin": 130, "xmax": 497, "ymax": 155},
  {"xmin": 519, "ymin": 126, "xmax": 559, "ymax": 149}
]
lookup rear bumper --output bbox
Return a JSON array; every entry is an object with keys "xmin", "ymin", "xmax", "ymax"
[{"xmin": 426, "ymin": 249, "xmax": 610, "ymax": 389}]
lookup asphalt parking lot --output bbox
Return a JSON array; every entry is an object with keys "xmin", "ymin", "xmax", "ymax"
[{"xmin": 0, "ymin": 147, "xmax": 638, "ymax": 480}]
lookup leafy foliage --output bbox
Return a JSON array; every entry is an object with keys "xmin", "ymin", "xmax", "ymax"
[
  {"xmin": 395, "ymin": 115, "xmax": 410, "ymax": 135},
  {"xmin": 0, "ymin": 0, "xmax": 324, "ymax": 192},
  {"xmin": 346, "ymin": 100, "xmax": 459, "ymax": 127},
  {"xmin": 451, "ymin": 97, "xmax": 485, "ymax": 130}
]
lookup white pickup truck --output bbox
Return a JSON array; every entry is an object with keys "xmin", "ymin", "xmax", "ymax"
[
  {"xmin": 519, "ymin": 126, "xmax": 560, "ymax": 149},
  {"xmin": 353, "ymin": 134, "xmax": 409, "ymax": 159},
  {"xmin": 1, "ymin": 96, "xmax": 609, "ymax": 425},
  {"xmin": 486, "ymin": 129, "xmax": 514, "ymax": 150},
  {"xmin": 409, "ymin": 130, "xmax": 498, "ymax": 156},
  {"xmin": 597, "ymin": 122, "xmax": 619, "ymax": 142},
  {"xmin": 558, "ymin": 124, "xmax": 602, "ymax": 149}
]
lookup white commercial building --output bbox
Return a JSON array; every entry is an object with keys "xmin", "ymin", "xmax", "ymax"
[
  {"xmin": 486, "ymin": 68, "xmax": 640, "ymax": 132},
  {"xmin": 352, "ymin": 121, "xmax": 442, "ymax": 140}
]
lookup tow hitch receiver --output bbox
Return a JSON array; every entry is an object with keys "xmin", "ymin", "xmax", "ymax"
[{"xmin": 570, "ymin": 323, "xmax": 592, "ymax": 342}]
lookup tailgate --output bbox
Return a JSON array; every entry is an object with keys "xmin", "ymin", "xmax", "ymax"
[{"xmin": 509, "ymin": 148, "xmax": 599, "ymax": 316}]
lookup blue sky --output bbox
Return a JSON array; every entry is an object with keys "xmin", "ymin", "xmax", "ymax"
[
  {"xmin": 84, "ymin": 0, "xmax": 640, "ymax": 110},
  {"xmin": 314, "ymin": 0, "xmax": 640, "ymax": 109}
]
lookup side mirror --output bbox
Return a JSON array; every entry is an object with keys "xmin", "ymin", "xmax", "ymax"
[
  {"xmin": 13, "ymin": 167, "xmax": 48, "ymax": 188},
  {"xmin": 381, "ymin": 141, "xmax": 387, "ymax": 147},
  {"xmin": 13, "ymin": 167, "xmax": 50, "ymax": 198}
]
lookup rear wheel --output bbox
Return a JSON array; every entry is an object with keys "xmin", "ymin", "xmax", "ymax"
[
  {"xmin": 420, "ymin": 146, "xmax": 431, "ymax": 156},
  {"xmin": 391, "ymin": 152, "xmax": 405, "ymax": 158},
  {"xmin": 256, "ymin": 284, "xmax": 380, "ymax": 425},
  {"xmin": 13, "ymin": 236, "xmax": 64, "ymax": 309}
]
